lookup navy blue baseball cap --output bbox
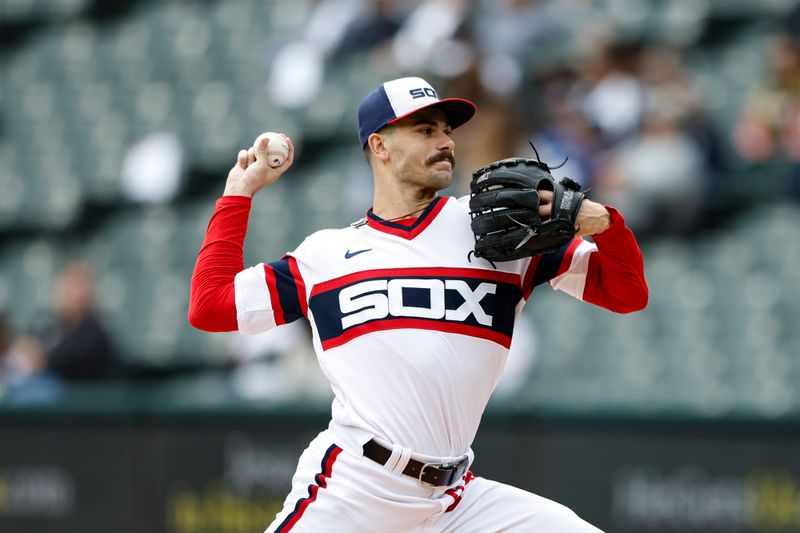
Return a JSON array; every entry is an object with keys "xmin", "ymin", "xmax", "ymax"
[{"xmin": 358, "ymin": 77, "xmax": 477, "ymax": 148}]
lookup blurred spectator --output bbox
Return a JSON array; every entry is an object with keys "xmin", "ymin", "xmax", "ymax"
[
  {"xmin": 333, "ymin": 0, "xmax": 404, "ymax": 59},
  {"xmin": 1, "ymin": 330, "xmax": 44, "ymax": 387},
  {"xmin": 0, "ymin": 313, "xmax": 18, "ymax": 395},
  {"xmin": 390, "ymin": 0, "xmax": 473, "ymax": 78},
  {"xmin": 528, "ymin": 41, "xmax": 717, "ymax": 235},
  {"xmin": 23, "ymin": 261, "xmax": 117, "ymax": 382},
  {"xmin": 448, "ymin": 68, "xmax": 527, "ymax": 192},
  {"xmin": 474, "ymin": 0, "xmax": 551, "ymax": 61},
  {"xmin": 531, "ymin": 105, "xmax": 606, "ymax": 190},
  {"xmin": 574, "ymin": 37, "xmax": 646, "ymax": 144},
  {"xmin": 594, "ymin": 104, "xmax": 705, "ymax": 236},
  {"xmin": 528, "ymin": 66, "xmax": 608, "ymax": 189},
  {"xmin": 0, "ymin": 313, "xmax": 11, "ymax": 373},
  {"xmin": 641, "ymin": 46, "xmax": 725, "ymax": 184},
  {"xmin": 638, "ymin": 44, "xmax": 725, "ymax": 207},
  {"xmin": 639, "ymin": 46, "xmax": 704, "ymax": 126},
  {"xmin": 0, "ymin": 312, "xmax": 61, "ymax": 404},
  {"xmin": 790, "ymin": 3, "xmax": 800, "ymax": 38},
  {"xmin": 733, "ymin": 31, "xmax": 800, "ymax": 195},
  {"xmin": 268, "ymin": 0, "xmax": 366, "ymax": 109},
  {"xmin": 472, "ymin": 0, "xmax": 562, "ymax": 97},
  {"xmin": 455, "ymin": 97, "xmax": 523, "ymax": 191}
]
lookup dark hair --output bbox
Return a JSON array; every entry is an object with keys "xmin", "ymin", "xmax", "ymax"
[{"xmin": 362, "ymin": 124, "xmax": 396, "ymax": 166}]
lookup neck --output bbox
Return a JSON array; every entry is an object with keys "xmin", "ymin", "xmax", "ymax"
[
  {"xmin": 371, "ymin": 165, "xmax": 441, "ymax": 219},
  {"xmin": 372, "ymin": 185, "xmax": 437, "ymax": 221}
]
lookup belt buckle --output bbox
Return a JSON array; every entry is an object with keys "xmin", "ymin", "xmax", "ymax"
[
  {"xmin": 418, "ymin": 462, "xmax": 444, "ymax": 488},
  {"xmin": 418, "ymin": 460, "xmax": 466, "ymax": 488}
]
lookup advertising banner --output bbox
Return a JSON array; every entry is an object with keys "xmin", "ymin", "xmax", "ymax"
[{"xmin": 1, "ymin": 413, "xmax": 799, "ymax": 533}]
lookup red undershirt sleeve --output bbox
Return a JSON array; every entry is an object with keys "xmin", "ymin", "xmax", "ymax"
[
  {"xmin": 188, "ymin": 196, "xmax": 252, "ymax": 332},
  {"xmin": 581, "ymin": 206, "xmax": 649, "ymax": 313}
]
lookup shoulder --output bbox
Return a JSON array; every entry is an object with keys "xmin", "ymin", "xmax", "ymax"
[
  {"xmin": 294, "ymin": 226, "xmax": 354, "ymax": 254},
  {"xmin": 436, "ymin": 195, "xmax": 470, "ymax": 221},
  {"xmin": 454, "ymin": 194, "xmax": 471, "ymax": 210},
  {"xmin": 290, "ymin": 221, "xmax": 373, "ymax": 262}
]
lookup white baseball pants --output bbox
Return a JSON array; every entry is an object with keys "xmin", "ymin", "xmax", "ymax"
[{"xmin": 264, "ymin": 430, "xmax": 603, "ymax": 533}]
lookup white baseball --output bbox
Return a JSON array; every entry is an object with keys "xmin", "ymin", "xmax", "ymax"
[{"xmin": 256, "ymin": 132, "xmax": 289, "ymax": 167}]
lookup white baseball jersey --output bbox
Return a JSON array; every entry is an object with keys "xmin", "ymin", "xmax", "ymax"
[
  {"xmin": 190, "ymin": 192, "xmax": 645, "ymax": 532},
  {"xmin": 233, "ymin": 195, "xmax": 596, "ymax": 458}
]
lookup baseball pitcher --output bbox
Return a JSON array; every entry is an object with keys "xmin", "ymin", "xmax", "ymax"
[{"xmin": 189, "ymin": 76, "xmax": 649, "ymax": 532}]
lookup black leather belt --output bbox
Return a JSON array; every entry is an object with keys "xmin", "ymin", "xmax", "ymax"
[{"xmin": 362, "ymin": 439, "xmax": 469, "ymax": 488}]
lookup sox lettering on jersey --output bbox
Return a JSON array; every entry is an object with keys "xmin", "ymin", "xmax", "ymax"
[
  {"xmin": 309, "ymin": 268, "xmax": 522, "ymax": 350},
  {"xmin": 339, "ymin": 279, "xmax": 496, "ymax": 329}
]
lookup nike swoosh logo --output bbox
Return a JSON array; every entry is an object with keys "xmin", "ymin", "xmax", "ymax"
[{"xmin": 344, "ymin": 248, "xmax": 372, "ymax": 259}]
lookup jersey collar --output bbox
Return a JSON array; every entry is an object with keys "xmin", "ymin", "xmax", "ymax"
[{"xmin": 366, "ymin": 196, "xmax": 448, "ymax": 240}]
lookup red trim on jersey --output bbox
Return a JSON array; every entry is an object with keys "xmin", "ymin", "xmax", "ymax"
[
  {"xmin": 287, "ymin": 256, "xmax": 308, "ymax": 318},
  {"xmin": 521, "ymin": 256, "xmax": 542, "ymax": 300},
  {"xmin": 321, "ymin": 319, "xmax": 511, "ymax": 351},
  {"xmin": 319, "ymin": 447, "xmax": 341, "ymax": 488},
  {"xmin": 392, "ymin": 215, "xmax": 419, "ymax": 226},
  {"xmin": 366, "ymin": 196, "xmax": 447, "ymax": 239},
  {"xmin": 556, "ymin": 237, "xmax": 583, "ymax": 277},
  {"xmin": 264, "ymin": 264, "xmax": 286, "ymax": 325},
  {"xmin": 310, "ymin": 267, "xmax": 521, "ymax": 298},
  {"xmin": 276, "ymin": 445, "xmax": 342, "ymax": 532},
  {"xmin": 445, "ymin": 471, "xmax": 476, "ymax": 513}
]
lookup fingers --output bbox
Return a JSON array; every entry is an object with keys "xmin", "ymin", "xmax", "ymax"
[
  {"xmin": 283, "ymin": 134, "xmax": 295, "ymax": 167},
  {"xmin": 233, "ymin": 131, "xmax": 294, "ymax": 173},
  {"xmin": 538, "ymin": 190, "xmax": 553, "ymax": 218},
  {"xmin": 254, "ymin": 133, "xmax": 270, "ymax": 161}
]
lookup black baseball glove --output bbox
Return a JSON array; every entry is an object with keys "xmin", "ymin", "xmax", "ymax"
[{"xmin": 469, "ymin": 157, "xmax": 585, "ymax": 262}]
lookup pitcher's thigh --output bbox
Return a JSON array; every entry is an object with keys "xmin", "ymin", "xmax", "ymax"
[
  {"xmin": 439, "ymin": 477, "xmax": 604, "ymax": 533},
  {"xmin": 265, "ymin": 439, "xmax": 440, "ymax": 533}
]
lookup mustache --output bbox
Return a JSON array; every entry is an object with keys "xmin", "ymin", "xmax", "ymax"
[{"xmin": 426, "ymin": 151, "xmax": 455, "ymax": 169}]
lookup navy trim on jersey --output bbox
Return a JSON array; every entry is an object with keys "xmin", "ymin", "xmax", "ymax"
[
  {"xmin": 268, "ymin": 258, "xmax": 305, "ymax": 324},
  {"xmin": 308, "ymin": 267, "xmax": 522, "ymax": 350},
  {"xmin": 275, "ymin": 444, "xmax": 342, "ymax": 532},
  {"xmin": 531, "ymin": 239, "xmax": 573, "ymax": 288},
  {"xmin": 365, "ymin": 196, "xmax": 445, "ymax": 238}
]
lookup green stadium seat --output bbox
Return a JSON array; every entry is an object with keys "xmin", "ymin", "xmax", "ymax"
[{"xmin": 1, "ymin": 0, "xmax": 799, "ymax": 418}]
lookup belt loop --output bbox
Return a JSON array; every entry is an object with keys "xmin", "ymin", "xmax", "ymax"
[{"xmin": 385, "ymin": 444, "xmax": 411, "ymax": 476}]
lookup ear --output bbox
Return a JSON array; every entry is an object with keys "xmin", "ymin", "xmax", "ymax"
[{"xmin": 367, "ymin": 133, "xmax": 390, "ymax": 163}]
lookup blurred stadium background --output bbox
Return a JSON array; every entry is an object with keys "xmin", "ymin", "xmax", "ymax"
[{"xmin": 1, "ymin": 0, "xmax": 800, "ymax": 532}]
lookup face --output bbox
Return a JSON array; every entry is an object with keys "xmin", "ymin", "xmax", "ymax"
[
  {"xmin": 54, "ymin": 265, "xmax": 94, "ymax": 319},
  {"xmin": 379, "ymin": 108, "xmax": 456, "ymax": 192}
]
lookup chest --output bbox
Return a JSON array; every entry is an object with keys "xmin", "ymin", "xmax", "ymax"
[{"xmin": 303, "ymin": 225, "xmax": 523, "ymax": 351}]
